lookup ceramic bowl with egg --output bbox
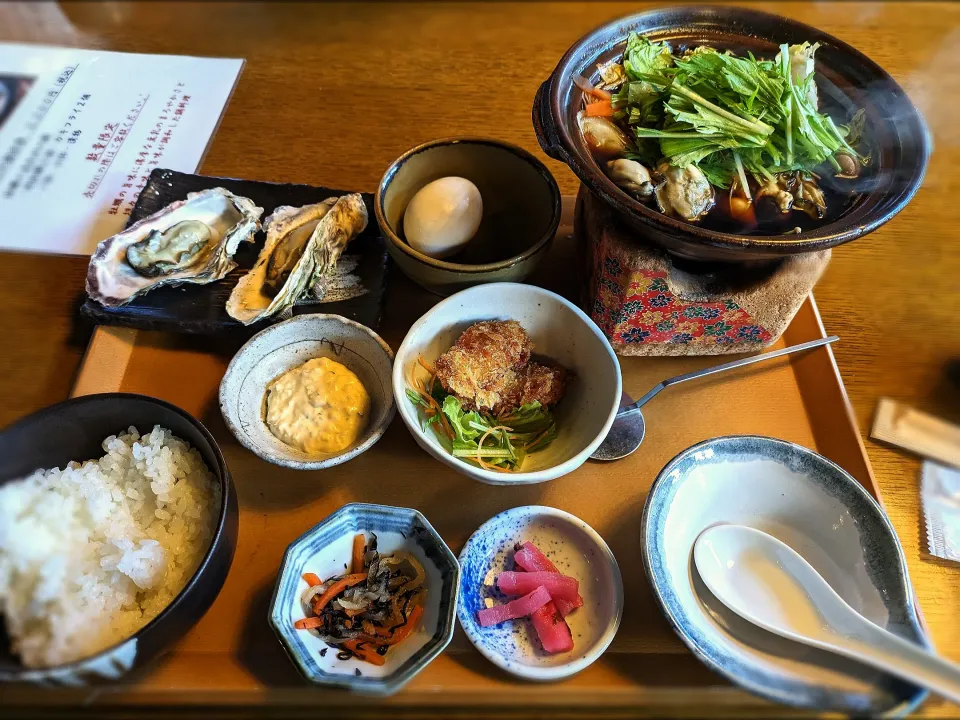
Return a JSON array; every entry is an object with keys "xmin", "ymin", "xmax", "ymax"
[
  {"xmin": 269, "ymin": 503, "xmax": 459, "ymax": 694},
  {"xmin": 457, "ymin": 505, "xmax": 623, "ymax": 681},
  {"xmin": 375, "ymin": 137, "xmax": 562, "ymax": 296},
  {"xmin": 392, "ymin": 282, "xmax": 621, "ymax": 485},
  {"xmin": 219, "ymin": 313, "xmax": 395, "ymax": 470},
  {"xmin": 642, "ymin": 435, "xmax": 929, "ymax": 714}
]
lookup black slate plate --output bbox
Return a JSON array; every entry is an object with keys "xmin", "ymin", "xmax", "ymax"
[{"xmin": 81, "ymin": 169, "xmax": 389, "ymax": 333}]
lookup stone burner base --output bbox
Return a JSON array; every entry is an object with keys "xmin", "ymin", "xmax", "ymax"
[{"xmin": 576, "ymin": 187, "xmax": 830, "ymax": 356}]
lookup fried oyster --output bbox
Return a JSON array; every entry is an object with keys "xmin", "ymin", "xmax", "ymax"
[{"xmin": 434, "ymin": 320, "xmax": 571, "ymax": 415}]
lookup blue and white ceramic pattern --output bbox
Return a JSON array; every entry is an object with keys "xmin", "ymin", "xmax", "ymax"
[
  {"xmin": 642, "ymin": 435, "xmax": 929, "ymax": 715},
  {"xmin": 269, "ymin": 503, "xmax": 459, "ymax": 695},
  {"xmin": 457, "ymin": 505, "xmax": 623, "ymax": 681}
]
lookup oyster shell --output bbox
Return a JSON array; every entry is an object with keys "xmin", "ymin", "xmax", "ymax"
[
  {"xmin": 226, "ymin": 193, "xmax": 368, "ymax": 325},
  {"xmin": 86, "ymin": 188, "xmax": 263, "ymax": 307}
]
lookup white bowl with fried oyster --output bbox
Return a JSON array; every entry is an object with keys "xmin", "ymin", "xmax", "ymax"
[
  {"xmin": 393, "ymin": 283, "xmax": 621, "ymax": 485},
  {"xmin": 220, "ymin": 313, "xmax": 395, "ymax": 470}
]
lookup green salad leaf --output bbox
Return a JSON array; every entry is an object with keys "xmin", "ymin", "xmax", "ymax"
[
  {"xmin": 407, "ymin": 382, "xmax": 558, "ymax": 472},
  {"xmin": 611, "ymin": 33, "xmax": 866, "ymax": 184}
]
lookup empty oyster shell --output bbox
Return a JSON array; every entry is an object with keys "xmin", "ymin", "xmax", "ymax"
[
  {"xmin": 226, "ymin": 193, "xmax": 368, "ymax": 325},
  {"xmin": 86, "ymin": 188, "xmax": 263, "ymax": 307}
]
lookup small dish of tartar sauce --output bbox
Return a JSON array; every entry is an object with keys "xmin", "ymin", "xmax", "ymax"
[
  {"xmin": 219, "ymin": 313, "xmax": 396, "ymax": 471},
  {"xmin": 265, "ymin": 357, "xmax": 371, "ymax": 455}
]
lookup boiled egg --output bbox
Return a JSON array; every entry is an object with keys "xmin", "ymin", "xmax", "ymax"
[{"xmin": 403, "ymin": 176, "xmax": 483, "ymax": 259}]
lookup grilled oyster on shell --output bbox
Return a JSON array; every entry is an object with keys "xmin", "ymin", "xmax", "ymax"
[
  {"xmin": 226, "ymin": 193, "xmax": 368, "ymax": 325},
  {"xmin": 86, "ymin": 188, "xmax": 263, "ymax": 307}
]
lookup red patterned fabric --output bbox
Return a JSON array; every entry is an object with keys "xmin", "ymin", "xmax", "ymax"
[{"xmin": 589, "ymin": 252, "xmax": 773, "ymax": 351}]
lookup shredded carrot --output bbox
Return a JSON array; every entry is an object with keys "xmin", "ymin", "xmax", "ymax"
[
  {"xmin": 360, "ymin": 604, "xmax": 425, "ymax": 646},
  {"xmin": 585, "ymin": 99, "xmax": 614, "ymax": 117},
  {"xmin": 293, "ymin": 616, "xmax": 325, "ymax": 630},
  {"xmin": 351, "ymin": 534, "xmax": 365, "ymax": 574},
  {"xmin": 476, "ymin": 425, "xmax": 514, "ymax": 473},
  {"xmin": 523, "ymin": 428, "xmax": 552, "ymax": 453},
  {"xmin": 343, "ymin": 639, "xmax": 386, "ymax": 666},
  {"xmin": 417, "ymin": 356, "xmax": 436, "ymax": 374},
  {"xmin": 588, "ymin": 86, "xmax": 612, "ymax": 100},
  {"xmin": 383, "ymin": 604, "xmax": 423, "ymax": 645},
  {"xmin": 310, "ymin": 573, "xmax": 367, "ymax": 614},
  {"xmin": 302, "ymin": 572, "xmax": 322, "ymax": 587},
  {"xmin": 420, "ymin": 389, "xmax": 454, "ymax": 440}
]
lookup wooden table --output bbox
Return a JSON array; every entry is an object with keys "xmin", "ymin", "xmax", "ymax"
[{"xmin": 1, "ymin": 1, "xmax": 958, "ymax": 715}]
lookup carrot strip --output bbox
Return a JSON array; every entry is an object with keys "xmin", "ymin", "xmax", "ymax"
[
  {"xmin": 343, "ymin": 639, "xmax": 386, "ymax": 666},
  {"xmin": 293, "ymin": 616, "xmax": 325, "ymax": 630},
  {"xmin": 417, "ymin": 356, "xmax": 436, "ymax": 374},
  {"xmin": 302, "ymin": 572, "xmax": 322, "ymax": 587},
  {"xmin": 585, "ymin": 99, "xmax": 614, "ymax": 117},
  {"xmin": 523, "ymin": 428, "xmax": 552, "ymax": 453},
  {"xmin": 476, "ymin": 426, "xmax": 515, "ymax": 473},
  {"xmin": 310, "ymin": 573, "xmax": 367, "ymax": 614},
  {"xmin": 360, "ymin": 604, "xmax": 425, "ymax": 646},
  {"xmin": 351, "ymin": 534, "xmax": 365, "ymax": 574},
  {"xmin": 383, "ymin": 604, "xmax": 423, "ymax": 645}
]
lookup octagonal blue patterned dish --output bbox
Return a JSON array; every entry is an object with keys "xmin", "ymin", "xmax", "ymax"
[
  {"xmin": 457, "ymin": 505, "xmax": 623, "ymax": 681},
  {"xmin": 268, "ymin": 503, "xmax": 459, "ymax": 694}
]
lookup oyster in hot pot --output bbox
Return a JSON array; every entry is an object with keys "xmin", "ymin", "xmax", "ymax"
[
  {"xmin": 606, "ymin": 159, "xmax": 654, "ymax": 199},
  {"xmin": 86, "ymin": 188, "xmax": 263, "ymax": 307},
  {"xmin": 654, "ymin": 163, "xmax": 715, "ymax": 222},
  {"xmin": 226, "ymin": 193, "xmax": 367, "ymax": 325}
]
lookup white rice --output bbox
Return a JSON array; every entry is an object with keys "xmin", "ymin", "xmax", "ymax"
[{"xmin": 0, "ymin": 425, "xmax": 221, "ymax": 668}]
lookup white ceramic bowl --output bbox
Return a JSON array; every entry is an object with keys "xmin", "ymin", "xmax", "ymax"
[
  {"xmin": 392, "ymin": 283, "xmax": 621, "ymax": 485},
  {"xmin": 642, "ymin": 436, "xmax": 929, "ymax": 715},
  {"xmin": 220, "ymin": 314, "xmax": 395, "ymax": 469},
  {"xmin": 457, "ymin": 505, "xmax": 623, "ymax": 680}
]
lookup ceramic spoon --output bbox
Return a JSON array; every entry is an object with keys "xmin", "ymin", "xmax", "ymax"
[
  {"xmin": 591, "ymin": 335, "xmax": 839, "ymax": 461},
  {"xmin": 693, "ymin": 524, "xmax": 960, "ymax": 705}
]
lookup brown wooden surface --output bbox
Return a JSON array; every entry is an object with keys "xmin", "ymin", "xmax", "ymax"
[
  {"xmin": 1, "ymin": 1, "xmax": 959, "ymax": 715},
  {"xmin": 0, "ymin": 213, "xmax": 883, "ymax": 716}
]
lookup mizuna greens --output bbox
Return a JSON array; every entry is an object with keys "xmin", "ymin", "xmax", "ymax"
[
  {"xmin": 580, "ymin": 33, "xmax": 869, "ymax": 228},
  {"xmin": 405, "ymin": 370, "xmax": 558, "ymax": 473},
  {"xmin": 406, "ymin": 387, "xmax": 558, "ymax": 473},
  {"xmin": 617, "ymin": 35, "xmax": 864, "ymax": 187}
]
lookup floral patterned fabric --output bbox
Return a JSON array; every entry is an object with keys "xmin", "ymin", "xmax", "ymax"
[{"xmin": 589, "ymin": 250, "xmax": 773, "ymax": 350}]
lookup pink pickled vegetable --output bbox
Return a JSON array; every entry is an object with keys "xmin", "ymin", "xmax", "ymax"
[
  {"xmin": 496, "ymin": 571, "xmax": 579, "ymax": 602},
  {"xmin": 477, "ymin": 585, "xmax": 551, "ymax": 627},
  {"xmin": 530, "ymin": 603, "xmax": 574, "ymax": 653},
  {"xmin": 513, "ymin": 542, "xmax": 584, "ymax": 616},
  {"xmin": 554, "ymin": 594, "xmax": 583, "ymax": 617}
]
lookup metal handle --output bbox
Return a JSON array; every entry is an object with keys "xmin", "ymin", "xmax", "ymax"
[{"xmin": 618, "ymin": 335, "xmax": 839, "ymax": 417}]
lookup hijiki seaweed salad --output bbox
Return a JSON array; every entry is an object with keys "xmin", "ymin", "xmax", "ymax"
[
  {"xmin": 294, "ymin": 533, "xmax": 425, "ymax": 666},
  {"xmin": 577, "ymin": 34, "xmax": 871, "ymax": 234}
]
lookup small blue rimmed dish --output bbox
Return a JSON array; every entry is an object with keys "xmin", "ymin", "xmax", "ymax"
[
  {"xmin": 457, "ymin": 505, "xmax": 623, "ymax": 681},
  {"xmin": 641, "ymin": 435, "xmax": 929, "ymax": 715},
  {"xmin": 269, "ymin": 503, "xmax": 459, "ymax": 695}
]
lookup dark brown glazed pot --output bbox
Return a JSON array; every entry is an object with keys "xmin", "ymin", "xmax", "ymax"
[
  {"xmin": 533, "ymin": 5, "xmax": 930, "ymax": 262},
  {"xmin": 0, "ymin": 393, "xmax": 238, "ymax": 685}
]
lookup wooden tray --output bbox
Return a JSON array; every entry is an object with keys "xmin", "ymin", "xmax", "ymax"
[{"xmin": 1, "ymin": 199, "xmax": 883, "ymax": 717}]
